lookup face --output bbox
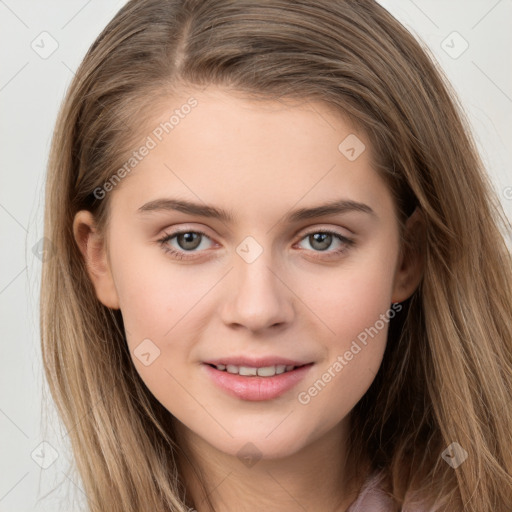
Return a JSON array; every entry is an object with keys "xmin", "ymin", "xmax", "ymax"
[{"xmin": 75, "ymin": 86, "xmax": 421, "ymax": 462}]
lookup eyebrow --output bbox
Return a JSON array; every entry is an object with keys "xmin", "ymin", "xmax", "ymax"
[{"xmin": 137, "ymin": 197, "xmax": 376, "ymax": 223}]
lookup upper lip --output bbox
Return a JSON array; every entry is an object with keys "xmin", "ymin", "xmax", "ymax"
[{"xmin": 204, "ymin": 356, "xmax": 313, "ymax": 367}]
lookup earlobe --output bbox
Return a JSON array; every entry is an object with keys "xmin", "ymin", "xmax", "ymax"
[
  {"xmin": 391, "ymin": 207, "xmax": 425, "ymax": 303},
  {"xmin": 73, "ymin": 210, "xmax": 120, "ymax": 310}
]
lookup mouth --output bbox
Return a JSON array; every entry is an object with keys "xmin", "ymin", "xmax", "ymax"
[{"xmin": 202, "ymin": 361, "xmax": 314, "ymax": 401}]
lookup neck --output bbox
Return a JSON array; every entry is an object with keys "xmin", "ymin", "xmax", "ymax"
[{"xmin": 175, "ymin": 417, "xmax": 368, "ymax": 512}]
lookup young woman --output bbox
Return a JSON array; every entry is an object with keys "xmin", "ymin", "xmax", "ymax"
[{"xmin": 40, "ymin": 1, "xmax": 512, "ymax": 510}]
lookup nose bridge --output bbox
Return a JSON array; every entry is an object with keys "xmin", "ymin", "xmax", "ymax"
[{"xmin": 222, "ymin": 235, "xmax": 294, "ymax": 331}]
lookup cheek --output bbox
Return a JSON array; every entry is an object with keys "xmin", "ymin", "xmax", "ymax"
[
  {"xmin": 299, "ymin": 243, "xmax": 398, "ymax": 347},
  {"xmin": 110, "ymin": 244, "xmax": 202, "ymax": 405},
  {"xmin": 109, "ymin": 238, "xmax": 217, "ymax": 400},
  {"xmin": 109, "ymin": 234, "xmax": 200, "ymax": 340},
  {"xmin": 293, "ymin": 242, "xmax": 398, "ymax": 416}
]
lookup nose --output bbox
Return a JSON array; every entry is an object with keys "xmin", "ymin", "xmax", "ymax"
[{"xmin": 220, "ymin": 251, "xmax": 295, "ymax": 334}]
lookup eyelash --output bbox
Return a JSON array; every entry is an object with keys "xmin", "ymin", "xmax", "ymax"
[{"xmin": 157, "ymin": 228, "xmax": 355, "ymax": 261}]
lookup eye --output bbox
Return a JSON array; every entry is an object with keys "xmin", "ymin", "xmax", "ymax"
[
  {"xmin": 157, "ymin": 229, "xmax": 215, "ymax": 260},
  {"xmin": 157, "ymin": 227, "xmax": 355, "ymax": 261},
  {"xmin": 295, "ymin": 229, "xmax": 354, "ymax": 259}
]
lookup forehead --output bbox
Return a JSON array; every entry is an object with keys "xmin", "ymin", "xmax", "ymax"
[{"xmin": 107, "ymin": 86, "xmax": 393, "ymax": 224}]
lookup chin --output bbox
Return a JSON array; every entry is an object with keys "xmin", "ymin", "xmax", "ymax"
[{"xmin": 200, "ymin": 424, "xmax": 314, "ymax": 463}]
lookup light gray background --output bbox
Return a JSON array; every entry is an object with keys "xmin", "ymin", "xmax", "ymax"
[{"xmin": 1, "ymin": 1, "xmax": 511, "ymax": 510}]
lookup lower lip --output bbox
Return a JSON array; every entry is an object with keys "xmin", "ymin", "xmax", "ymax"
[{"xmin": 203, "ymin": 363, "xmax": 314, "ymax": 401}]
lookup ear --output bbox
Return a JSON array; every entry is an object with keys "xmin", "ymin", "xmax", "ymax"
[
  {"xmin": 391, "ymin": 207, "xmax": 425, "ymax": 303},
  {"xmin": 73, "ymin": 210, "xmax": 120, "ymax": 309}
]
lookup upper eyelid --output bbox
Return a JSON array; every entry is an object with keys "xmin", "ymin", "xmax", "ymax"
[
  {"xmin": 158, "ymin": 225, "xmax": 353, "ymax": 248},
  {"xmin": 159, "ymin": 225, "xmax": 351, "ymax": 239}
]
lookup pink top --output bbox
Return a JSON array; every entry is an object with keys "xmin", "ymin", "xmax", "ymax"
[
  {"xmin": 346, "ymin": 471, "xmax": 395, "ymax": 511},
  {"xmin": 346, "ymin": 472, "xmax": 431, "ymax": 511}
]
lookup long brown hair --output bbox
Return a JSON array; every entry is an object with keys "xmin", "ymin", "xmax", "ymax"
[{"xmin": 41, "ymin": 1, "xmax": 512, "ymax": 510}]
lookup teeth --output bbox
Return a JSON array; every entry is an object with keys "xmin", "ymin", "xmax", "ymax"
[
  {"xmin": 215, "ymin": 363, "xmax": 298, "ymax": 376},
  {"xmin": 257, "ymin": 366, "xmax": 276, "ymax": 377},
  {"xmin": 239, "ymin": 366, "xmax": 257, "ymax": 376}
]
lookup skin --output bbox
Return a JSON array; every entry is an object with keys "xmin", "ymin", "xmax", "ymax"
[{"xmin": 74, "ymin": 86, "xmax": 423, "ymax": 512}]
